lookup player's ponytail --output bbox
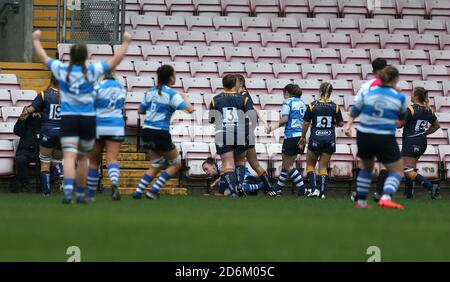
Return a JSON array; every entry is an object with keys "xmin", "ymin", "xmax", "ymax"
[
  {"xmin": 319, "ymin": 82, "xmax": 333, "ymax": 99},
  {"xmin": 413, "ymin": 87, "xmax": 429, "ymax": 106},
  {"xmin": 379, "ymin": 65, "xmax": 399, "ymax": 86},
  {"xmin": 235, "ymin": 74, "xmax": 248, "ymax": 93},
  {"xmin": 284, "ymin": 84, "xmax": 302, "ymax": 98},
  {"xmin": 156, "ymin": 65, "xmax": 175, "ymax": 95},
  {"xmin": 66, "ymin": 43, "xmax": 88, "ymax": 83}
]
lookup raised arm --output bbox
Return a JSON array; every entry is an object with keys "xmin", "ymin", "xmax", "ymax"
[
  {"xmin": 32, "ymin": 30, "xmax": 52, "ymax": 66},
  {"xmin": 179, "ymin": 92, "xmax": 194, "ymax": 113},
  {"xmin": 107, "ymin": 32, "xmax": 132, "ymax": 70}
]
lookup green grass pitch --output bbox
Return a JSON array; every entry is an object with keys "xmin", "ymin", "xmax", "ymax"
[{"xmin": 0, "ymin": 193, "xmax": 449, "ymax": 262}]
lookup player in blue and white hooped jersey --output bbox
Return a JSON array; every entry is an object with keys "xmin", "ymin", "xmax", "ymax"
[
  {"xmin": 22, "ymin": 74, "xmax": 64, "ymax": 195},
  {"xmin": 266, "ymin": 84, "xmax": 307, "ymax": 196},
  {"xmin": 87, "ymin": 71, "xmax": 128, "ymax": 202},
  {"xmin": 133, "ymin": 65, "xmax": 194, "ymax": 200},
  {"xmin": 32, "ymin": 30, "xmax": 132, "ymax": 204},
  {"xmin": 345, "ymin": 66, "xmax": 407, "ymax": 209}
]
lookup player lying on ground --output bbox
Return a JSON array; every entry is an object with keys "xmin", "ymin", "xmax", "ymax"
[{"xmin": 133, "ymin": 65, "xmax": 194, "ymax": 200}]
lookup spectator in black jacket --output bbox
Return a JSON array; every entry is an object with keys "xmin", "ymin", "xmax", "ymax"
[{"xmin": 14, "ymin": 106, "xmax": 41, "ymax": 192}]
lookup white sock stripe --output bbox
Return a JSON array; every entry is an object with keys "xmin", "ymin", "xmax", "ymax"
[
  {"xmin": 293, "ymin": 175, "xmax": 303, "ymax": 182},
  {"xmin": 357, "ymin": 177, "xmax": 372, "ymax": 183},
  {"xmin": 385, "ymin": 178, "xmax": 401, "ymax": 185},
  {"xmin": 140, "ymin": 179, "xmax": 150, "ymax": 185}
]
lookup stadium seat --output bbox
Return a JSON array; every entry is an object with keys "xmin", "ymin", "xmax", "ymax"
[
  {"xmin": 128, "ymin": 30, "xmax": 150, "ymax": 45},
  {"xmin": 360, "ymin": 64, "xmax": 376, "ymax": 80},
  {"xmin": 439, "ymin": 35, "xmax": 450, "ymax": 50},
  {"xmin": 169, "ymin": 45, "xmax": 198, "ymax": 62},
  {"xmin": 443, "ymin": 81, "xmax": 450, "ymax": 96},
  {"xmin": 439, "ymin": 145, "xmax": 450, "ymax": 179},
  {"xmin": 139, "ymin": 0, "xmax": 166, "ymax": 15},
  {"xmin": 186, "ymin": 16, "xmax": 214, "ymax": 31},
  {"xmin": 246, "ymin": 63, "xmax": 274, "ymax": 78},
  {"xmin": 171, "ymin": 125, "xmax": 192, "ymax": 143},
  {"xmin": 280, "ymin": 48, "xmax": 311, "ymax": 64},
  {"xmin": 222, "ymin": 0, "xmax": 252, "ymax": 17},
  {"xmin": 185, "ymin": 93, "xmax": 204, "ymax": 109},
  {"xmin": 331, "ymin": 64, "xmax": 362, "ymax": 80},
  {"xmin": 193, "ymin": 0, "xmax": 222, "ymax": 16},
  {"xmin": 291, "ymin": 33, "xmax": 321, "ymax": 49},
  {"xmin": 205, "ymin": 31, "xmax": 234, "ymax": 46},
  {"xmin": 217, "ymin": 62, "xmax": 246, "ymax": 77},
  {"xmin": 271, "ymin": 17, "xmax": 300, "ymax": 32},
  {"xmin": 301, "ymin": 17, "xmax": 330, "ymax": 33},
  {"xmin": 250, "ymin": 0, "xmax": 281, "ymax": 18},
  {"xmin": 399, "ymin": 49, "xmax": 430, "ymax": 65},
  {"xmin": 166, "ymin": 0, "xmax": 195, "ymax": 16},
  {"xmin": 210, "ymin": 78, "xmax": 224, "ymax": 92},
  {"xmin": 329, "ymin": 144, "xmax": 354, "ymax": 181},
  {"xmin": 141, "ymin": 45, "xmax": 170, "ymax": 61},
  {"xmin": 126, "ymin": 0, "xmax": 140, "ymax": 12},
  {"xmin": 1, "ymin": 106, "xmax": 22, "ymax": 122},
  {"xmin": 86, "ymin": 44, "xmax": 113, "ymax": 60},
  {"xmin": 57, "ymin": 43, "xmax": 72, "ymax": 61},
  {"xmin": 435, "ymin": 112, "xmax": 450, "ymax": 129},
  {"xmin": 372, "ymin": 0, "xmax": 397, "ymax": 19},
  {"xmin": 242, "ymin": 17, "xmax": 271, "ymax": 32},
  {"xmin": 426, "ymin": 0, "xmax": 450, "ymax": 20},
  {"xmin": 338, "ymin": 0, "xmax": 370, "ymax": 19},
  {"xmin": 336, "ymin": 127, "xmax": 357, "ymax": 144},
  {"xmin": 427, "ymin": 128, "xmax": 449, "ymax": 145},
  {"xmin": 259, "ymin": 94, "xmax": 284, "ymax": 110},
  {"xmin": 247, "ymin": 143, "xmax": 270, "ymax": 176},
  {"xmin": 0, "ymin": 155, "xmax": 14, "ymax": 176},
  {"xmin": 158, "ymin": 15, "xmax": 187, "ymax": 30},
  {"xmin": 150, "ymin": 30, "xmax": 179, "ymax": 46},
  {"xmin": 328, "ymin": 80, "xmax": 353, "ymax": 96},
  {"xmin": 125, "ymin": 92, "xmax": 145, "ymax": 109},
  {"xmin": 320, "ymin": 33, "xmax": 351, "ymax": 49},
  {"xmin": 115, "ymin": 60, "xmax": 135, "ymax": 77},
  {"xmin": 266, "ymin": 143, "xmax": 283, "ymax": 177},
  {"xmin": 379, "ymin": 34, "xmax": 410, "ymax": 50},
  {"xmin": 266, "ymin": 79, "xmax": 291, "ymax": 94},
  {"xmin": 329, "ymin": 18, "xmax": 359, "ymax": 33},
  {"xmin": 429, "ymin": 50, "xmax": 450, "ymax": 66},
  {"xmin": 311, "ymin": 48, "xmax": 341, "ymax": 64},
  {"xmin": 409, "ymin": 34, "xmax": 440, "ymax": 50},
  {"xmin": 415, "ymin": 145, "xmax": 440, "ymax": 181},
  {"xmin": 396, "ymin": 0, "xmax": 427, "ymax": 19},
  {"xmin": 0, "ymin": 74, "xmax": 19, "ymax": 90},
  {"xmin": 246, "ymin": 78, "xmax": 268, "ymax": 94},
  {"xmin": 126, "ymin": 76, "xmax": 154, "ymax": 92},
  {"xmin": 182, "ymin": 77, "xmax": 211, "ymax": 93},
  {"xmin": 340, "ymin": 48, "xmax": 370, "ymax": 64},
  {"xmin": 294, "ymin": 79, "xmax": 322, "ymax": 96},
  {"xmin": 233, "ymin": 31, "xmax": 262, "ymax": 47},
  {"xmin": 272, "ymin": 63, "xmax": 301, "ymax": 79},
  {"xmin": 181, "ymin": 142, "xmax": 212, "ymax": 177},
  {"xmin": 422, "ymin": 65, "xmax": 449, "ymax": 81},
  {"xmin": 280, "ymin": 0, "xmax": 309, "ymax": 18},
  {"xmin": 0, "ymin": 122, "xmax": 17, "ymax": 140},
  {"xmin": 213, "ymin": 16, "xmax": 243, "ymax": 32},
  {"xmin": 130, "ymin": 15, "xmax": 159, "ymax": 30},
  {"xmin": 178, "ymin": 31, "xmax": 206, "ymax": 46},
  {"xmin": 171, "ymin": 110, "xmax": 197, "ymax": 125},
  {"xmin": 350, "ymin": 33, "xmax": 380, "ymax": 49},
  {"xmin": 389, "ymin": 19, "xmax": 418, "ymax": 34},
  {"xmin": 134, "ymin": 61, "xmax": 160, "ymax": 76},
  {"xmin": 370, "ymin": 49, "xmax": 400, "ymax": 65},
  {"xmin": 435, "ymin": 96, "xmax": 450, "ymax": 112},
  {"xmin": 309, "ymin": 0, "xmax": 339, "ymax": 19},
  {"xmin": 252, "ymin": 47, "xmax": 281, "ymax": 63},
  {"xmin": 352, "ymin": 79, "xmax": 367, "ymax": 93},
  {"xmin": 10, "ymin": 90, "xmax": 37, "ymax": 107},
  {"xmin": 197, "ymin": 46, "xmax": 226, "ymax": 62},
  {"xmin": 301, "ymin": 64, "xmax": 332, "ymax": 80},
  {"xmin": 115, "ymin": 44, "xmax": 142, "ymax": 61},
  {"xmin": 0, "ymin": 139, "xmax": 14, "ymax": 157},
  {"xmin": 224, "ymin": 46, "xmax": 254, "ymax": 62},
  {"xmin": 394, "ymin": 65, "xmax": 422, "ymax": 81},
  {"xmin": 260, "ymin": 32, "xmax": 291, "ymax": 48},
  {"xmin": 0, "ymin": 90, "xmax": 12, "ymax": 107},
  {"xmin": 163, "ymin": 61, "xmax": 191, "ymax": 77},
  {"xmin": 359, "ymin": 18, "xmax": 389, "ymax": 34},
  {"xmin": 418, "ymin": 19, "xmax": 448, "ymax": 34},
  {"xmin": 412, "ymin": 80, "xmax": 443, "ymax": 97},
  {"xmin": 190, "ymin": 61, "xmax": 218, "ymax": 77},
  {"xmin": 192, "ymin": 124, "xmax": 216, "ymax": 143}
]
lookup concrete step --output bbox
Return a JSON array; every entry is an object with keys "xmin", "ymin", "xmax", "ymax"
[
  {"xmin": 101, "ymin": 178, "xmax": 179, "ymax": 188},
  {"xmin": 102, "ymin": 153, "xmax": 147, "ymax": 162}
]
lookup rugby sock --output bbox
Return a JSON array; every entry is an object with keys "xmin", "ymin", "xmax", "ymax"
[
  {"xmin": 414, "ymin": 174, "xmax": 433, "ymax": 191},
  {"xmin": 63, "ymin": 178, "xmax": 75, "ymax": 200},
  {"xmin": 107, "ymin": 163, "xmax": 120, "ymax": 186},
  {"xmin": 235, "ymin": 165, "xmax": 246, "ymax": 185},
  {"xmin": 275, "ymin": 169, "xmax": 288, "ymax": 192},
  {"xmin": 383, "ymin": 172, "xmax": 402, "ymax": 199},
  {"xmin": 221, "ymin": 168, "xmax": 237, "ymax": 195},
  {"xmin": 307, "ymin": 167, "xmax": 317, "ymax": 192},
  {"xmin": 218, "ymin": 177, "xmax": 227, "ymax": 194},
  {"xmin": 54, "ymin": 163, "xmax": 63, "ymax": 178},
  {"xmin": 319, "ymin": 172, "xmax": 329, "ymax": 195},
  {"xmin": 135, "ymin": 173, "xmax": 153, "ymax": 195},
  {"xmin": 376, "ymin": 169, "xmax": 388, "ymax": 196},
  {"xmin": 356, "ymin": 169, "xmax": 372, "ymax": 208},
  {"xmin": 243, "ymin": 182, "xmax": 265, "ymax": 193},
  {"xmin": 41, "ymin": 171, "xmax": 51, "ymax": 195},
  {"xmin": 257, "ymin": 168, "xmax": 272, "ymax": 190},
  {"xmin": 404, "ymin": 178, "xmax": 414, "ymax": 198},
  {"xmin": 150, "ymin": 171, "xmax": 171, "ymax": 193},
  {"xmin": 76, "ymin": 186, "xmax": 86, "ymax": 200},
  {"xmin": 87, "ymin": 168, "xmax": 99, "ymax": 199},
  {"xmin": 289, "ymin": 168, "xmax": 306, "ymax": 194}
]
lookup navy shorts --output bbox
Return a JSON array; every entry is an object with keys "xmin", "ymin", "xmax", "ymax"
[
  {"xmin": 142, "ymin": 128, "xmax": 175, "ymax": 153},
  {"xmin": 97, "ymin": 136, "xmax": 125, "ymax": 142},
  {"xmin": 357, "ymin": 131, "xmax": 401, "ymax": 164},
  {"xmin": 61, "ymin": 115, "xmax": 96, "ymax": 140},
  {"xmin": 401, "ymin": 137, "xmax": 427, "ymax": 158},
  {"xmin": 40, "ymin": 128, "xmax": 61, "ymax": 150},
  {"xmin": 282, "ymin": 137, "xmax": 304, "ymax": 156},
  {"xmin": 215, "ymin": 144, "xmax": 247, "ymax": 155},
  {"xmin": 308, "ymin": 139, "xmax": 336, "ymax": 155}
]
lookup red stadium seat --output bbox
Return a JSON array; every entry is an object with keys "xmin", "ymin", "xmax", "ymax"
[
  {"xmin": 126, "ymin": 76, "xmax": 154, "ymax": 92},
  {"xmin": 370, "ymin": 49, "xmax": 400, "ymax": 65},
  {"xmin": 246, "ymin": 78, "xmax": 268, "ymax": 94},
  {"xmin": 291, "ymin": 33, "xmax": 321, "ymax": 49},
  {"xmin": 443, "ymin": 81, "xmax": 450, "ymax": 96},
  {"xmin": 141, "ymin": 45, "xmax": 170, "ymax": 61},
  {"xmin": 242, "ymin": 17, "xmax": 271, "ymax": 32},
  {"xmin": 266, "ymin": 79, "xmax": 291, "ymax": 94},
  {"xmin": 439, "ymin": 35, "xmax": 450, "ymax": 50},
  {"xmin": 179, "ymin": 31, "xmax": 206, "ymax": 46},
  {"xmin": 340, "ymin": 48, "xmax": 371, "ymax": 64},
  {"xmin": 379, "ymin": 34, "xmax": 409, "ymax": 50},
  {"xmin": 125, "ymin": 92, "xmax": 145, "ymax": 109},
  {"xmin": 399, "ymin": 49, "xmax": 430, "ymax": 65},
  {"xmin": 186, "ymin": 16, "xmax": 214, "ymax": 31},
  {"xmin": 0, "ymin": 74, "xmax": 19, "ymax": 90},
  {"xmin": 170, "ymin": 125, "xmax": 192, "ymax": 143},
  {"xmin": 329, "ymin": 144, "xmax": 354, "ymax": 181},
  {"xmin": 150, "ymin": 30, "xmax": 179, "ymax": 45},
  {"xmin": 301, "ymin": 64, "xmax": 332, "ymax": 80},
  {"xmin": 217, "ymin": 62, "xmax": 246, "ymax": 77},
  {"xmin": 162, "ymin": 61, "xmax": 191, "ymax": 77},
  {"xmin": 222, "ymin": 0, "xmax": 251, "ymax": 17},
  {"xmin": 439, "ymin": 145, "xmax": 450, "ymax": 180},
  {"xmin": 280, "ymin": 48, "xmax": 311, "ymax": 64},
  {"xmin": 270, "ymin": 17, "xmax": 300, "ymax": 32},
  {"xmin": 158, "ymin": 15, "xmax": 187, "ymax": 30},
  {"xmin": 1, "ymin": 106, "xmax": 22, "ymax": 122},
  {"xmin": 0, "ymin": 90, "xmax": 12, "ymax": 107},
  {"xmin": 272, "ymin": 63, "xmax": 301, "ymax": 79},
  {"xmin": 393, "ymin": 65, "xmax": 422, "ymax": 81},
  {"xmin": 181, "ymin": 142, "xmax": 212, "ymax": 177},
  {"xmin": 10, "ymin": 90, "xmax": 37, "ymax": 107},
  {"xmin": 233, "ymin": 31, "xmax": 262, "ymax": 47},
  {"xmin": 190, "ymin": 62, "xmax": 218, "ymax": 77},
  {"xmin": 320, "ymin": 33, "xmax": 351, "ymax": 49},
  {"xmin": 409, "ymin": 34, "xmax": 440, "ymax": 50},
  {"xmin": 415, "ymin": 145, "xmax": 440, "ymax": 181},
  {"xmin": 338, "ymin": 0, "xmax": 370, "ymax": 19},
  {"xmin": 246, "ymin": 63, "xmax": 274, "ymax": 79},
  {"xmin": 128, "ymin": 30, "xmax": 150, "ymax": 45},
  {"xmin": 427, "ymin": 128, "xmax": 449, "ymax": 145},
  {"xmin": 332, "ymin": 64, "xmax": 362, "ymax": 80},
  {"xmin": 115, "ymin": 44, "xmax": 142, "ymax": 61},
  {"xmin": 259, "ymin": 94, "xmax": 284, "ymax": 110},
  {"xmin": 350, "ymin": 33, "xmax": 380, "ymax": 49},
  {"xmin": 205, "ymin": 31, "xmax": 234, "ymax": 46},
  {"xmin": 422, "ymin": 65, "xmax": 450, "ymax": 81},
  {"xmin": 311, "ymin": 48, "xmax": 341, "ymax": 64},
  {"xmin": 389, "ymin": 19, "xmax": 418, "ymax": 34},
  {"xmin": 426, "ymin": 0, "xmax": 450, "ymax": 20},
  {"xmin": 418, "ymin": 19, "xmax": 447, "ymax": 34},
  {"xmin": 429, "ymin": 50, "xmax": 450, "ymax": 66},
  {"xmin": 139, "ymin": 0, "xmax": 166, "ymax": 15},
  {"xmin": 166, "ymin": 0, "xmax": 195, "ymax": 16},
  {"xmin": 359, "ymin": 18, "xmax": 389, "ymax": 34},
  {"xmin": 252, "ymin": 47, "xmax": 281, "ymax": 63},
  {"xmin": 210, "ymin": 78, "xmax": 224, "ymax": 92},
  {"xmin": 250, "ymin": 0, "xmax": 281, "ymax": 18},
  {"xmin": 295, "ymin": 79, "xmax": 322, "ymax": 96},
  {"xmin": 260, "ymin": 32, "xmax": 291, "ymax": 48},
  {"xmin": 372, "ymin": 0, "xmax": 397, "ymax": 19},
  {"xmin": 193, "ymin": 0, "xmax": 221, "ymax": 16},
  {"xmin": 412, "ymin": 80, "xmax": 443, "ymax": 97},
  {"xmin": 280, "ymin": 0, "xmax": 309, "ymax": 18},
  {"xmin": 197, "ymin": 45, "xmax": 225, "ymax": 62},
  {"xmin": 435, "ymin": 96, "xmax": 450, "ymax": 112},
  {"xmin": 213, "ymin": 16, "xmax": 242, "ymax": 32},
  {"xmin": 0, "ymin": 122, "xmax": 17, "ymax": 140},
  {"xmin": 301, "ymin": 17, "xmax": 330, "ymax": 33},
  {"xmin": 329, "ymin": 18, "xmax": 359, "ymax": 33},
  {"xmin": 191, "ymin": 125, "xmax": 216, "ymax": 143},
  {"xmin": 361, "ymin": 64, "xmax": 376, "ymax": 80},
  {"xmin": 134, "ymin": 61, "xmax": 160, "ymax": 76},
  {"xmin": 396, "ymin": 0, "xmax": 427, "ymax": 19},
  {"xmin": 328, "ymin": 80, "xmax": 353, "ymax": 96},
  {"xmin": 130, "ymin": 15, "xmax": 158, "ymax": 30},
  {"xmin": 309, "ymin": 0, "xmax": 339, "ymax": 19},
  {"xmin": 169, "ymin": 45, "xmax": 198, "ymax": 62},
  {"xmin": 182, "ymin": 77, "xmax": 211, "ymax": 93},
  {"xmin": 397, "ymin": 80, "xmax": 413, "ymax": 95},
  {"xmin": 224, "ymin": 46, "xmax": 253, "ymax": 62},
  {"xmin": 266, "ymin": 143, "xmax": 283, "ymax": 177}
]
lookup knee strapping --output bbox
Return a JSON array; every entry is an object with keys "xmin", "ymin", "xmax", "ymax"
[
  {"xmin": 39, "ymin": 154, "xmax": 52, "ymax": 172},
  {"xmin": 151, "ymin": 157, "xmax": 167, "ymax": 168},
  {"xmin": 403, "ymin": 167, "xmax": 417, "ymax": 180},
  {"xmin": 167, "ymin": 155, "xmax": 181, "ymax": 166},
  {"xmin": 78, "ymin": 139, "xmax": 95, "ymax": 154}
]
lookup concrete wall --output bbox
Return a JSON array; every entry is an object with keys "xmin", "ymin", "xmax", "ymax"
[{"xmin": 0, "ymin": 0, "xmax": 33, "ymax": 62}]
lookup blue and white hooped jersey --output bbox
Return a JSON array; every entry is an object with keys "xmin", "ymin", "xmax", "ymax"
[
  {"xmin": 217, "ymin": 163, "xmax": 253, "ymax": 179},
  {"xmin": 281, "ymin": 97, "xmax": 307, "ymax": 139},
  {"xmin": 351, "ymin": 85, "xmax": 407, "ymax": 135},
  {"xmin": 139, "ymin": 84, "xmax": 187, "ymax": 131},
  {"xmin": 48, "ymin": 59, "xmax": 109, "ymax": 116},
  {"xmin": 94, "ymin": 78, "xmax": 127, "ymax": 137}
]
